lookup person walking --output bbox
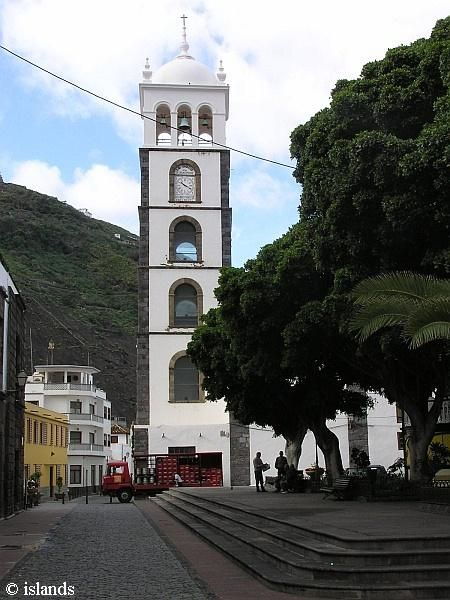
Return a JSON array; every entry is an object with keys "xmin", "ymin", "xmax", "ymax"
[{"xmin": 253, "ymin": 451, "xmax": 266, "ymax": 492}]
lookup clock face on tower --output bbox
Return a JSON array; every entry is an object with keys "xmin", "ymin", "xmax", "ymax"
[{"xmin": 174, "ymin": 164, "xmax": 196, "ymax": 202}]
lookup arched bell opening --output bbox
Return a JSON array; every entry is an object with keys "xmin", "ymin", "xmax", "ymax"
[
  {"xmin": 198, "ymin": 105, "xmax": 213, "ymax": 147},
  {"xmin": 156, "ymin": 104, "xmax": 171, "ymax": 146},
  {"xmin": 177, "ymin": 104, "xmax": 192, "ymax": 147}
]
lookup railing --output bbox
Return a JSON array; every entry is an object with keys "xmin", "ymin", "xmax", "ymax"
[
  {"xmin": 70, "ymin": 413, "xmax": 103, "ymax": 423},
  {"xmin": 45, "ymin": 383, "xmax": 95, "ymax": 391},
  {"xmin": 69, "ymin": 443, "xmax": 104, "ymax": 453}
]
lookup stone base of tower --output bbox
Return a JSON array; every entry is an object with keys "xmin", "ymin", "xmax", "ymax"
[{"xmin": 229, "ymin": 414, "xmax": 250, "ymax": 486}]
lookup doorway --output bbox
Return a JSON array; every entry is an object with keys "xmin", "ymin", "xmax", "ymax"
[
  {"xmin": 49, "ymin": 466, "xmax": 54, "ymax": 497},
  {"xmin": 91, "ymin": 465, "xmax": 96, "ymax": 493}
]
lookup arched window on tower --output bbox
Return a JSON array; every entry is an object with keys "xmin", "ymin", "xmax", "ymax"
[
  {"xmin": 169, "ymin": 279, "xmax": 203, "ymax": 328},
  {"xmin": 169, "ymin": 217, "xmax": 202, "ymax": 262},
  {"xmin": 170, "ymin": 353, "xmax": 202, "ymax": 403},
  {"xmin": 156, "ymin": 104, "xmax": 171, "ymax": 146},
  {"xmin": 198, "ymin": 105, "xmax": 213, "ymax": 147},
  {"xmin": 177, "ymin": 104, "xmax": 192, "ymax": 146},
  {"xmin": 174, "ymin": 284, "xmax": 197, "ymax": 327}
]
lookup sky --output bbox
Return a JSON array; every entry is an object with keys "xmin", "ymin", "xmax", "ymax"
[{"xmin": 0, "ymin": 0, "xmax": 448, "ymax": 266}]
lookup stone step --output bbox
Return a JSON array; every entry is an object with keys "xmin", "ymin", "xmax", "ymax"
[
  {"xmin": 154, "ymin": 495, "xmax": 450, "ymax": 600},
  {"xmin": 159, "ymin": 493, "xmax": 450, "ymax": 585},
  {"xmin": 166, "ymin": 489, "xmax": 450, "ymax": 567}
]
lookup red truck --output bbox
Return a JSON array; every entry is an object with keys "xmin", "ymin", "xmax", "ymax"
[{"xmin": 102, "ymin": 452, "xmax": 223, "ymax": 502}]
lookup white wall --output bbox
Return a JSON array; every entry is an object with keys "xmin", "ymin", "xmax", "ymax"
[
  {"xmin": 147, "ymin": 150, "xmax": 222, "ymax": 208},
  {"xmin": 141, "ymin": 85, "xmax": 228, "ymax": 146},
  {"xmin": 149, "ymin": 208, "xmax": 223, "ymax": 266},
  {"xmin": 249, "ymin": 397, "xmax": 400, "ymax": 483},
  {"xmin": 148, "ymin": 269, "xmax": 218, "ymax": 331},
  {"xmin": 367, "ymin": 393, "xmax": 401, "ymax": 468},
  {"xmin": 149, "ymin": 422, "xmax": 231, "ymax": 486}
]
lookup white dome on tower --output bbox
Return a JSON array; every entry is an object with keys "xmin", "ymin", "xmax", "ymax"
[
  {"xmin": 151, "ymin": 17, "xmax": 220, "ymax": 86},
  {"xmin": 153, "ymin": 56, "xmax": 218, "ymax": 85}
]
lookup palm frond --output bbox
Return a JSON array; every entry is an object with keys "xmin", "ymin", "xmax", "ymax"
[
  {"xmin": 405, "ymin": 297, "xmax": 450, "ymax": 348},
  {"xmin": 350, "ymin": 299, "xmax": 409, "ymax": 340},
  {"xmin": 409, "ymin": 323, "xmax": 450, "ymax": 348},
  {"xmin": 352, "ymin": 272, "xmax": 450, "ymax": 303}
]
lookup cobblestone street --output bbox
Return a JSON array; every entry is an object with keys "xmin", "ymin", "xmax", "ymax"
[{"xmin": 0, "ymin": 497, "xmax": 211, "ymax": 600}]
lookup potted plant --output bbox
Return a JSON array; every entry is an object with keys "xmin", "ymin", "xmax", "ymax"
[
  {"xmin": 305, "ymin": 465, "xmax": 325, "ymax": 482},
  {"xmin": 55, "ymin": 476, "xmax": 64, "ymax": 500}
]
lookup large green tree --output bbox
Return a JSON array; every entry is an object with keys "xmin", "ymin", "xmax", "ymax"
[
  {"xmin": 189, "ymin": 225, "xmax": 368, "ymax": 478},
  {"xmin": 290, "ymin": 17, "xmax": 450, "ymax": 481}
]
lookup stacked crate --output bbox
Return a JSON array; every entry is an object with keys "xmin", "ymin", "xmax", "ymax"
[
  {"xmin": 178, "ymin": 463, "xmax": 200, "ymax": 486},
  {"xmin": 156, "ymin": 456, "xmax": 177, "ymax": 486},
  {"xmin": 201, "ymin": 467, "xmax": 222, "ymax": 486}
]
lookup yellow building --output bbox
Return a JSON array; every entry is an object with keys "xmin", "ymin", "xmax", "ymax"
[{"xmin": 24, "ymin": 402, "xmax": 69, "ymax": 498}]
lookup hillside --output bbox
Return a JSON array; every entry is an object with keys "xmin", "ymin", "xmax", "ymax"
[{"xmin": 0, "ymin": 180, "xmax": 138, "ymax": 422}]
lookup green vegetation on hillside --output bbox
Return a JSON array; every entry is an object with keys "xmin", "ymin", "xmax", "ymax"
[
  {"xmin": 0, "ymin": 183, "xmax": 138, "ymax": 335},
  {"xmin": 0, "ymin": 181, "xmax": 139, "ymax": 420}
]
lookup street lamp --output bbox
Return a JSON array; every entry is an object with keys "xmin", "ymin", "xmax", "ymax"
[{"xmin": 17, "ymin": 370, "xmax": 28, "ymax": 388}]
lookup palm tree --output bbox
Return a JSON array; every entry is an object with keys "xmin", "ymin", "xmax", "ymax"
[{"xmin": 349, "ymin": 271, "xmax": 450, "ymax": 349}]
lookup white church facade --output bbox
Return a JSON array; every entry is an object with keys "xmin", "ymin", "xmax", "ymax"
[
  {"xmin": 134, "ymin": 21, "xmax": 250, "ymax": 486},
  {"xmin": 133, "ymin": 21, "xmax": 401, "ymax": 486}
]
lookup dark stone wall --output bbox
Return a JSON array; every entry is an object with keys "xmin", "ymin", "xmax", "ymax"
[
  {"xmin": 219, "ymin": 152, "xmax": 250, "ymax": 485},
  {"xmin": 348, "ymin": 414, "xmax": 369, "ymax": 466},
  {"xmin": 0, "ymin": 278, "xmax": 26, "ymax": 518},
  {"xmin": 136, "ymin": 150, "xmax": 149, "ymax": 453},
  {"xmin": 229, "ymin": 413, "xmax": 250, "ymax": 486}
]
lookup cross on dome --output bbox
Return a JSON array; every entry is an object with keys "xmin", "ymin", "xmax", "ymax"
[{"xmin": 179, "ymin": 13, "xmax": 191, "ymax": 57}]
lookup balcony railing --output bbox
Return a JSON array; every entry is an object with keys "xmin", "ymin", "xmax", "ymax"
[
  {"xmin": 69, "ymin": 443, "xmax": 104, "ymax": 453},
  {"xmin": 44, "ymin": 383, "xmax": 95, "ymax": 391},
  {"xmin": 69, "ymin": 413, "xmax": 104, "ymax": 423}
]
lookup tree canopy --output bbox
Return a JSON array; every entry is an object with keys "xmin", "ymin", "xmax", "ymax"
[{"xmin": 290, "ymin": 16, "xmax": 450, "ymax": 281}]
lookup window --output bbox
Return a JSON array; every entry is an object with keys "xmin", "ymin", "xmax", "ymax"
[
  {"xmin": 41, "ymin": 422, "xmax": 47, "ymax": 445},
  {"xmin": 70, "ymin": 431, "xmax": 81, "ymax": 444},
  {"xmin": 168, "ymin": 446, "xmax": 196, "ymax": 455},
  {"xmin": 169, "ymin": 279, "xmax": 203, "ymax": 328},
  {"xmin": 50, "ymin": 424, "xmax": 54, "ymax": 446},
  {"xmin": 198, "ymin": 105, "xmax": 213, "ymax": 146},
  {"xmin": 169, "ymin": 218, "xmax": 202, "ymax": 263},
  {"xmin": 170, "ymin": 353, "xmax": 203, "ymax": 403},
  {"xmin": 174, "ymin": 284, "xmax": 198, "ymax": 327},
  {"xmin": 89, "ymin": 432, "xmax": 95, "ymax": 445},
  {"xmin": 70, "ymin": 401, "xmax": 82, "ymax": 414},
  {"xmin": 26, "ymin": 419, "xmax": 32, "ymax": 443},
  {"xmin": 156, "ymin": 103, "xmax": 171, "ymax": 146},
  {"xmin": 89, "ymin": 404, "xmax": 95, "ymax": 415},
  {"xmin": 33, "ymin": 421, "xmax": 38, "ymax": 444},
  {"xmin": 111, "ymin": 435, "xmax": 118, "ymax": 444},
  {"xmin": 177, "ymin": 105, "xmax": 192, "ymax": 147},
  {"xmin": 169, "ymin": 159, "xmax": 201, "ymax": 203},
  {"xmin": 70, "ymin": 465, "xmax": 81, "ymax": 485}
]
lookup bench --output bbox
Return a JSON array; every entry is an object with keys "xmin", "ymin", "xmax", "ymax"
[{"xmin": 320, "ymin": 477, "xmax": 353, "ymax": 500}]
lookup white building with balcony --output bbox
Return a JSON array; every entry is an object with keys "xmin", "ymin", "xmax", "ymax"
[{"xmin": 24, "ymin": 365, "xmax": 111, "ymax": 491}]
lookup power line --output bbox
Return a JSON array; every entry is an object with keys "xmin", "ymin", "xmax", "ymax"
[{"xmin": 0, "ymin": 44, "xmax": 295, "ymax": 170}]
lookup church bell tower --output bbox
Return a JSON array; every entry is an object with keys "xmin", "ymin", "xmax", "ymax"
[{"xmin": 134, "ymin": 18, "xmax": 250, "ymax": 486}]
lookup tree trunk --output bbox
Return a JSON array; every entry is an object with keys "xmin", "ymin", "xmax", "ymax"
[
  {"xmin": 283, "ymin": 423, "xmax": 308, "ymax": 468},
  {"xmin": 310, "ymin": 419, "xmax": 344, "ymax": 482},
  {"xmin": 404, "ymin": 394, "xmax": 444, "ymax": 482}
]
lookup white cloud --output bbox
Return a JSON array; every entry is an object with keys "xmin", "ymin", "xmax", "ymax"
[
  {"xmin": 232, "ymin": 167, "xmax": 299, "ymax": 210},
  {"xmin": 1, "ymin": 0, "xmax": 448, "ymax": 162},
  {"xmin": 10, "ymin": 160, "xmax": 140, "ymax": 233}
]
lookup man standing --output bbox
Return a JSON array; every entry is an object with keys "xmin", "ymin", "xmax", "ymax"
[
  {"xmin": 275, "ymin": 451, "xmax": 288, "ymax": 477},
  {"xmin": 253, "ymin": 452, "xmax": 266, "ymax": 492}
]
